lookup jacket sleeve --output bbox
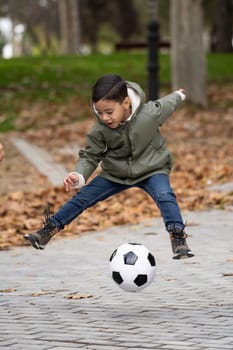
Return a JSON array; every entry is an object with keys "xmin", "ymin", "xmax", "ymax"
[
  {"xmin": 151, "ymin": 92, "xmax": 183, "ymax": 126},
  {"xmin": 75, "ymin": 127, "xmax": 106, "ymax": 181}
]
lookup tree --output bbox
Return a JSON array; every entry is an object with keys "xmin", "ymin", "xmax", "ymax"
[
  {"xmin": 79, "ymin": 0, "xmax": 111, "ymax": 52},
  {"xmin": 211, "ymin": 0, "xmax": 233, "ymax": 52},
  {"xmin": 0, "ymin": 30, "xmax": 7, "ymax": 56},
  {"xmin": 0, "ymin": 0, "xmax": 142, "ymax": 55},
  {"xmin": 147, "ymin": 0, "xmax": 159, "ymax": 100},
  {"xmin": 0, "ymin": 0, "xmax": 61, "ymax": 55},
  {"xmin": 111, "ymin": 0, "xmax": 140, "ymax": 43},
  {"xmin": 58, "ymin": 0, "xmax": 81, "ymax": 54},
  {"xmin": 79, "ymin": 0, "xmax": 141, "ymax": 52},
  {"xmin": 170, "ymin": 0, "xmax": 207, "ymax": 107}
]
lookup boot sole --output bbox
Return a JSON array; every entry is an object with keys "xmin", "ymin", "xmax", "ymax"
[
  {"xmin": 173, "ymin": 250, "xmax": 195, "ymax": 260},
  {"xmin": 24, "ymin": 235, "xmax": 44, "ymax": 250}
]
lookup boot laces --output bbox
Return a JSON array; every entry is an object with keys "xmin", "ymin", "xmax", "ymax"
[
  {"xmin": 38, "ymin": 206, "xmax": 55, "ymax": 237},
  {"xmin": 171, "ymin": 228, "xmax": 187, "ymax": 245}
]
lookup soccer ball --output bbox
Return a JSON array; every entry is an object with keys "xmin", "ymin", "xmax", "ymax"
[{"xmin": 109, "ymin": 243, "xmax": 156, "ymax": 292}]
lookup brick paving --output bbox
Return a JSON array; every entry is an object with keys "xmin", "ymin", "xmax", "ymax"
[{"xmin": 0, "ymin": 209, "xmax": 232, "ymax": 350}]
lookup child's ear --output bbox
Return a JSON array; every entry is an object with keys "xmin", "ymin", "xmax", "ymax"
[{"xmin": 123, "ymin": 96, "xmax": 131, "ymax": 109}]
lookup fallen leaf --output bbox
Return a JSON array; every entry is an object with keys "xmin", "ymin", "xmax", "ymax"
[
  {"xmin": 30, "ymin": 291, "xmax": 54, "ymax": 297},
  {"xmin": 0, "ymin": 288, "xmax": 17, "ymax": 293},
  {"xmin": 64, "ymin": 293, "xmax": 93, "ymax": 300}
]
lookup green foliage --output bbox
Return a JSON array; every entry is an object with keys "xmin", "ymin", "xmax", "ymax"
[{"xmin": 207, "ymin": 53, "xmax": 233, "ymax": 82}]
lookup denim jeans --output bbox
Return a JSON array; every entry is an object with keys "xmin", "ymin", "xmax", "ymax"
[{"xmin": 51, "ymin": 174, "xmax": 184, "ymax": 232}]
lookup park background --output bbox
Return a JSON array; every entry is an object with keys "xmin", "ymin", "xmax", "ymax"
[{"xmin": 0, "ymin": 0, "xmax": 232, "ymax": 250}]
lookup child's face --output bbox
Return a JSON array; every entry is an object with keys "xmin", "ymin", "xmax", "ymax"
[{"xmin": 94, "ymin": 97, "xmax": 131, "ymax": 129}]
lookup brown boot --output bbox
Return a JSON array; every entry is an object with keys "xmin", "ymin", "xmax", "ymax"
[
  {"xmin": 169, "ymin": 228, "xmax": 194, "ymax": 259},
  {"xmin": 24, "ymin": 207, "xmax": 60, "ymax": 250}
]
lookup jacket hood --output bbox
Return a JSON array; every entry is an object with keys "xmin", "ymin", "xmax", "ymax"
[{"xmin": 91, "ymin": 81, "xmax": 145, "ymax": 121}]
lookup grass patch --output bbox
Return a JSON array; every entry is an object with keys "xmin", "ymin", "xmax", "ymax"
[
  {"xmin": 0, "ymin": 53, "xmax": 147, "ymax": 100},
  {"xmin": 0, "ymin": 52, "xmax": 232, "ymax": 132},
  {"xmin": 207, "ymin": 53, "xmax": 233, "ymax": 82}
]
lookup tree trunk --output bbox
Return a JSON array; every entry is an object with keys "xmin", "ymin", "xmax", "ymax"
[
  {"xmin": 212, "ymin": 0, "xmax": 233, "ymax": 52},
  {"xmin": 170, "ymin": 0, "xmax": 207, "ymax": 107},
  {"xmin": 148, "ymin": 0, "xmax": 159, "ymax": 100},
  {"xmin": 58, "ymin": 0, "xmax": 81, "ymax": 55},
  {"xmin": 69, "ymin": 0, "xmax": 81, "ymax": 54}
]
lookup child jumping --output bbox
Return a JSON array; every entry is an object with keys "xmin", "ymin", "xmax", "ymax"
[{"xmin": 24, "ymin": 74, "xmax": 194, "ymax": 259}]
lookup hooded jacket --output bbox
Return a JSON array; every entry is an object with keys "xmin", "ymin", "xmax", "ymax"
[{"xmin": 75, "ymin": 81, "xmax": 183, "ymax": 185}]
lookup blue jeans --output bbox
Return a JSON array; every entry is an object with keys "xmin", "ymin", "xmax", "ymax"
[{"xmin": 51, "ymin": 174, "xmax": 184, "ymax": 232}]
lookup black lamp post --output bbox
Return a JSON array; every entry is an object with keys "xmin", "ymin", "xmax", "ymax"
[{"xmin": 147, "ymin": 0, "xmax": 159, "ymax": 100}]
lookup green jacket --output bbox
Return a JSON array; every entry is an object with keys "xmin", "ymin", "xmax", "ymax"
[{"xmin": 75, "ymin": 81, "xmax": 183, "ymax": 185}]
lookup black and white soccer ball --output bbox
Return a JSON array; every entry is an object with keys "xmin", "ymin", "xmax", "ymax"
[{"xmin": 109, "ymin": 243, "xmax": 156, "ymax": 292}]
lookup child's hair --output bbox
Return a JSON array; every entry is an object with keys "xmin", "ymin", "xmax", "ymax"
[{"xmin": 92, "ymin": 74, "xmax": 128, "ymax": 103}]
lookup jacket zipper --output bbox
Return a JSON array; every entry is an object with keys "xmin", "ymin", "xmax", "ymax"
[{"xmin": 126, "ymin": 123, "xmax": 133, "ymax": 177}]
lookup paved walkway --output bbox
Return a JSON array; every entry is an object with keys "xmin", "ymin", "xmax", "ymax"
[
  {"xmin": 11, "ymin": 137, "xmax": 68, "ymax": 186},
  {"xmin": 0, "ymin": 209, "xmax": 233, "ymax": 350}
]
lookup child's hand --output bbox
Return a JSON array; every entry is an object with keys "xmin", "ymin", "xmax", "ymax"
[
  {"xmin": 178, "ymin": 88, "xmax": 186, "ymax": 95},
  {"xmin": 176, "ymin": 88, "xmax": 186, "ymax": 101},
  {"xmin": 63, "ymin": 172, "xmax": 79, "ymax": 191}
]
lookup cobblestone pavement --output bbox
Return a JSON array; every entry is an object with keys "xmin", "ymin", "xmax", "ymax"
[{"xmin": 0, "ymin": 209, "xmax": 232, "ymax": 350}]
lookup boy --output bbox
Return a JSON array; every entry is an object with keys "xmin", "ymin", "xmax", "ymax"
[{"xmin": 24, "ymin": 74, "xmax": 194, "ymax": 259}]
